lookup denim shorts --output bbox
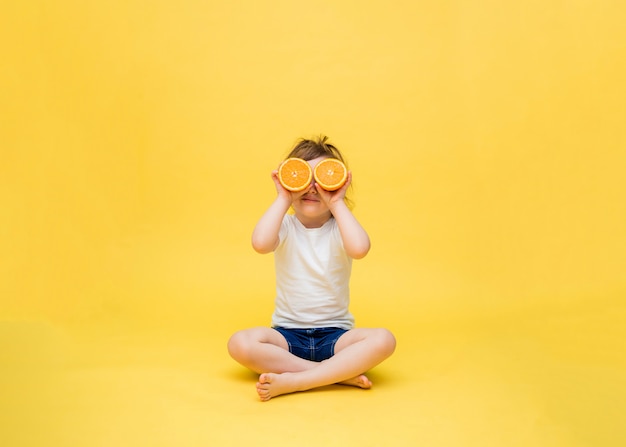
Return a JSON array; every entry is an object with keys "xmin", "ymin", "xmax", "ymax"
[{"xmin": 273, "ymin": 327, "xmax": 349, "ymax": 362}]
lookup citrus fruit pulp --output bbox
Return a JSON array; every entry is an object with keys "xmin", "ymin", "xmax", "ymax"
[
  {"xmin": 278, "ymin": 158, "xmax": 313, "ymax": 192},
  {"xmin": 313, "ymin": 158, "xmax": 347, "ymax": 191}
]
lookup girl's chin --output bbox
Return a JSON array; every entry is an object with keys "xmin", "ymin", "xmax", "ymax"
[{"xmin": 294, "ymin": 206, "xmax": 331, "ymax": 217}]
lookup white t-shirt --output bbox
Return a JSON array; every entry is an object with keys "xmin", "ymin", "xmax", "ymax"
[{"xmin": 271, "ymin": 214, "xmax": 354, "ymax": 329}]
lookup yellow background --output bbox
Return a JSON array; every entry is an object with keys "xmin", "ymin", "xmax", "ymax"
[{"xmin": 2, "ymin": 1, "xmax": 625, "ymax": 446}]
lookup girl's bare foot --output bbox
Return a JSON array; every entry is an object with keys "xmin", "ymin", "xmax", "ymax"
[
  {"xmin": 256, "ymin": 372, "xmax": 300, "ymax": 401},
  {"xmin": 256, "ymin": 372, "xmax": 372, "ymax": 401},
  {"xmin": 338, "ymin": 374, "xmax": 372, "ymax": 389}
]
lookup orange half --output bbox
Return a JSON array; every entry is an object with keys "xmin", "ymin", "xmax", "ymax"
[
  {"xmin": 314, "ymin": 158, "xmax": 347, "ymax": 191},
  {"xmin": 278, "ymin": 158, "xmax": 313, "ymax": 192}
]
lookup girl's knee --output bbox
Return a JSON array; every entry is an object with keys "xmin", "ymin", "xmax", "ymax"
[
  {"xmin": 227, "ymin": 330, "xmax": 250, "ymax": 360},
  {"xmin": 375, "ymin": 328, "xmax": 396, "ymax": 356},
  {"xmin": 227, "ymin": 327, "xmax": 269, "ymax": 361}
]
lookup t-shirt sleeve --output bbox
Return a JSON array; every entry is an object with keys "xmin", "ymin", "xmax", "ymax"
[
  {"xmin": 277, "ymin": 214, "xmax": 291, "ymax": 246},
  {"xmin": 331, "ymin": 218, "xmax": 345, "ymax": 249}
]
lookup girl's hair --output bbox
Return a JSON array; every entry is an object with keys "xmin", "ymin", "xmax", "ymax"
[
  {"xmin": 286, "ymin": 135, "xmax": 348, "ymax": 164},
  {"xmin": 285, "ymin": 135, "xmax": 354, "ymax": 209}
]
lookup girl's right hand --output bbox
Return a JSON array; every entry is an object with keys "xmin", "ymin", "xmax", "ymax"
[{"xmin": 271, "ymin": 170, "xmax": 303, "ymax": 204}]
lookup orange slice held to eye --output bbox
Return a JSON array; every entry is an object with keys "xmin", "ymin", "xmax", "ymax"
[
  {"xmin": 314, "ymin": 158, "xmax": 348, "ymax": 191},
  {"xmin": 278, "ymin": 158, "xmax": 313, "ymax": 192}
]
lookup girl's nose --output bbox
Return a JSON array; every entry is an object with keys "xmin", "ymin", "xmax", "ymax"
[{"xmin": 307, "ymin": 180, "xmax": 317, "ymax": 193}]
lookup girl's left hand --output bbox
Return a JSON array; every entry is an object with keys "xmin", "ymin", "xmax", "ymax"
[{"xmin": 316, "ymin": 171, "xmax": 352, "ymax": 209}]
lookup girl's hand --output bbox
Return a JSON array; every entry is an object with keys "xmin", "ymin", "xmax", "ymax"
[
  {"xmin": 270, "ymin": 170, "xmax": 309, "ymax": 204},
  {"xmin": 270, "ymin": 170, "xmax": 291, "ymax": 201},
  {"xmin": 316, "ymin": 171, "xmax": 352, "ymax": 210}
]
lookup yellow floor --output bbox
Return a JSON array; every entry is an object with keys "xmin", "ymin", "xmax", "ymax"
[{"xmin": 3, "ymin": 302, "xmax": 625, "ymax": 447}]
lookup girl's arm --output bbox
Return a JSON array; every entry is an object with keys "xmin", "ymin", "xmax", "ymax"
[
  {"xmin": 329, "ymin": 201, "xmax": 371, "ymax": 259},
  {"xmin": 251, "ymin": 171, "xmax": 292, "ymax": 254},
  {"xmin": 321, "ymin": 173, "xmax": 371, "ymax": 259}
]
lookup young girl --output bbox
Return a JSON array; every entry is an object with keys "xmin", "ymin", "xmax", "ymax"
[{"xmin": 227, "ymin": 136, "xmax": 396, "ymax": 401}]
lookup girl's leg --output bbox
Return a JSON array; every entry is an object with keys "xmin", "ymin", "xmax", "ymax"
[
  {"xmin": 256, "ymin": 327, "xmax": 396, "ymax": 401},
  {"xmin": 227, "ymin": 327, "xmax": 316, "ymax": 374}
]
